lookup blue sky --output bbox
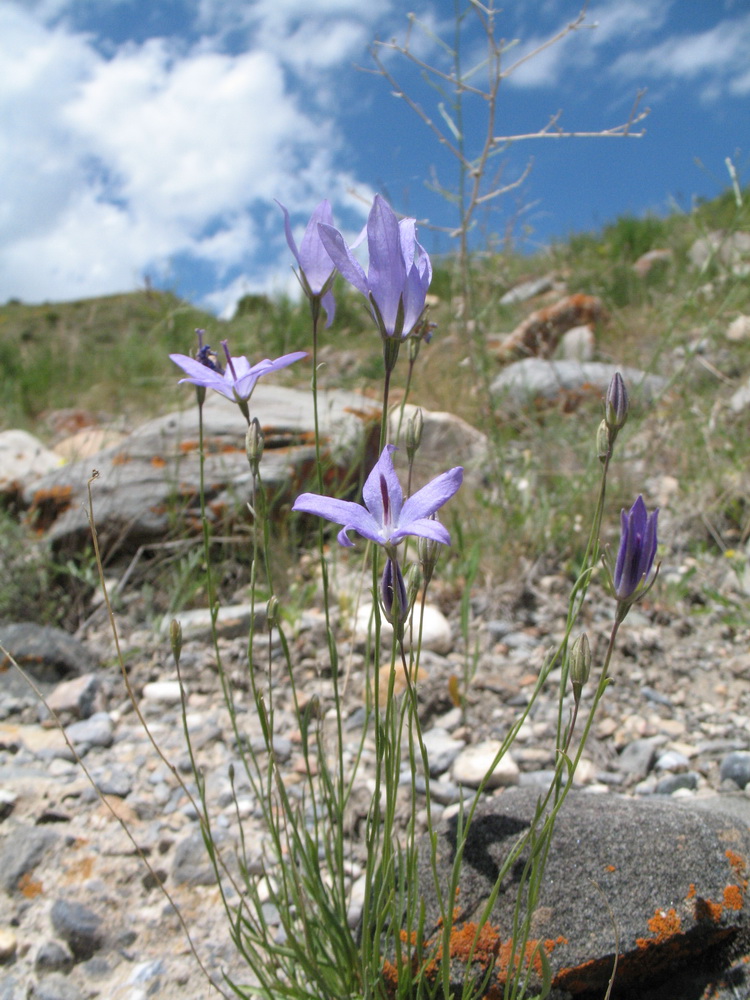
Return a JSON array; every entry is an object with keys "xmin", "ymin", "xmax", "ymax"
[{"xmin": 1, "ymin": 0, "xmax": 748, "ymax": 317}]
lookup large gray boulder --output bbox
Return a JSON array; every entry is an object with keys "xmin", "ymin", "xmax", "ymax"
[
  {"xmin": 22, "ymin": 385, "xmax": 381, "ymax": 552},
  {"xmin": 415, "ymin": 787, "xmax": 750, "ymax": 998},
  {"xmin": 490, "ymin": 359, "xmax": 666, "ymax": 410}
]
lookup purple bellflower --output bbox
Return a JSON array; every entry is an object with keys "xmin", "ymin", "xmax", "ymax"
[
  {"xmin": 292, "ymin": 444, "xmax": 463, "ymax": 552},
  {"xmin": 318, "ymin": 194, "xmax": 432, "ymax": 342},
  {"xmin": 613, "ymin": 495, "xmax": 659, "ymax": 606},
  {"xmin": 170, "ymin": 336, "xmax": 306, "ymax": 420},
  {"xmin": 277, "ymin": 200, "xmax": 336, "ymax": 327}
]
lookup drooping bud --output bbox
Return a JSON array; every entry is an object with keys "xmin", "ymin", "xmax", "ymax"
[
  {"xmin": 266, "ymin": 595, "xmax": 280, "ymax": 629},
  {"xmin": 405, "ymin": 408, "xmax": 424, "ymax": 464},
  {"xmin": 169, "ymin": 618, "xmax": 183, "ymax": 665},
  {"xmin": 246, "ymin": 418, "xmax": 264, "ymax": 470},
  {"xmin": 418, "ymin": 523, "xmax": 441, "ymax": 586},
  {"xmin": 605, "ymin": 372, "xmax": 629, "ymax": 433},
  {"xmin": 570, "ymin": 632, "xmax": 591, "ymax": 703}
]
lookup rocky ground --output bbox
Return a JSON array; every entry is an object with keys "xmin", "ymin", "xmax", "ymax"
[{"xmin": 2, "ymin": 543, "xmax": 750, "ymax": 1000}]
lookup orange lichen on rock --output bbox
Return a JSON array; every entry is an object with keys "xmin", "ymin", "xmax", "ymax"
[
  {"xmin": 726, "ymin": 849, "xmax": 748, "ymax": 889},
  {"xmin": 18, "ymin": 873, "xmax": 43, "ymax": 898},
  {"xmin": 686, "ymin": 883, "xmax": 697, "ymax": 900},
  {"xmin": 694, "ymin": 897, "xmax": 724, "ymax": 923},
  {"xmin": 636, "ymin": 907, "xmax": 683, "ymax": 950},
  {"xmin": 28, "ymin": 484, "xmax": 74, "ymax": 531},
  {"xmin": 150, "ymin": 455, "xmax": 167, "ymax": 468},
  {"xmin": 112, "ymin": 451, "xmax": 131, "ymax": 465},
  {"xmin": 723, "ymin": 884, "xmax": 744, "ymax": 911}
]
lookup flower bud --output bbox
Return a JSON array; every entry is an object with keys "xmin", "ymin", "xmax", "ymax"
[
  {"xmin": 169, "ymin": 618, "xmax": 183, "ymax": 664},
  {"xmin": 266, "ymin": 595, "xmax": 280, "ymax": 629},
  {"xmin": 381, "ymin": 558, "xmax": 409, "ymax": 629},
  {"xmin": 605, "ymin": 372, "xmax": 629, "ymax": 432},
  {"xmin": 405, "ymin": 408, "xmax": 424, "ymax": 464},
  {"xmin": 418, "ymin": 528, "xmax": 441, "ymax": 586},
  {"xmin": 570, "ymin": 632, "xmax": 591, "ymax": 702},
  {"xmin": 246, "ymin": 418, "xmax": 264, "ymax": 469},
  {"xmin": 596, "ymin": 419, "xmax": 610, "ymax": 464}
]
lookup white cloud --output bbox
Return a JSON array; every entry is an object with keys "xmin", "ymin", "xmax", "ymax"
[
  {"xmin": 0, "ymin": 0, "xmax": 378, "ymax": 310},
  {"xmin": 608, "ymin": 12, "xmax": 750, "ymax": 101}
]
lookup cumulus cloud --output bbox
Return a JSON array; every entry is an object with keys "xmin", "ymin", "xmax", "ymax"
[
  {"xmin": 0, "ymin": 0, "xmax": 379, "ymax": 311},
  {"xmin": 609, "ymin": 12, "xmax": 750, "ymax": 100}
]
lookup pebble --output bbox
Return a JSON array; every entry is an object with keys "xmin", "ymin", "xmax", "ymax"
[
  {"xmin": 720, "ymin": 751, "xmax": 750, "ymax": 789},
  {"xmin": 452, "ymin": 742, "xmax": 520, "ymax": 789},
  {"xmin": 0, "ymin": 928, "xmax": 18, "ymax": 963},
  {"xmin": 50, "ymin": 898, "xmax": 104, "ymax": 961},
  {"xmin": 141, "ymin": 681, "xmax": 184, "ymax": 705},
  {"xmin": 64, "ymin": 713, "xmax": 114, "ymax": 752},
  {"xmin": 420, "ymin": 727, "xmax": 465, "ymax": 777}
]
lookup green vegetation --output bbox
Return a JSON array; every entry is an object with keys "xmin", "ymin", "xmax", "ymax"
[{"xmin": 2, "ymin": 185, "xmax": 749, "ymax": 627}]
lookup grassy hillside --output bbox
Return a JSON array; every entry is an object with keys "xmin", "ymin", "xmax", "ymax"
[{"xmin": 2, "ymin": 186, "xmax": 749, "ymax": 627}]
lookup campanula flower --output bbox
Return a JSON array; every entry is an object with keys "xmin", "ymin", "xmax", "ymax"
[
  {"xmin": 318, "ymin": 194, "xmax": 432, "ymax": 341},
  {"xmin": 613, "ymin": 495, "xmax": 658, "ymax": 604},
  {"xmin": 170, "ymin": 338, "xmax": 306, "ymax": 406},
  {"xmin": 277, "ymin": 200, "xmax": 336, "ymax": 327},
  {"xmin": 292, "ymin": 444, "xmax": 462, "ymax": 551}
]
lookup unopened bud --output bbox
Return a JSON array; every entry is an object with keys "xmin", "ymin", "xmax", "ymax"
[
  {"xmin": 596, "ymin": 419, "xmax": 610, "ymax": 464},
  {"xmin": 605, "ymin": 372, "xmax": 629, "ymax": 432},
  {"xmin": 570, "ymin": 633, "xmax": 591, "ymax": 702},
  {"xmin": 169, "ymin": 618, "xmax": 183, "ymax": 664},
  {"xmin": 406, "ymin": 408, "xmax": 424, "ymax": 463},
  {"xmin": 381, "ymin": 558, "xmax": 409, "ymax": 629},
  {"xmin": 246, "ymin": 418, "xmax": 264, "ymax": 468},
  {"xmin": 418, "ymin": 530, "xmax": 441, "ymax": 586},
  {"xmin": 266, "ymin": 595, "xmax": 280, "ymax": 629}
]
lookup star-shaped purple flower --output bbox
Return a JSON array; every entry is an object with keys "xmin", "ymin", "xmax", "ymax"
[
  {"xmin": 613, "ymin": 495, "xmax": 659, "ymax": 602},
  {"xmin": 277, "ymin": 199, "xmax": 336, "ymax": 327},
  {"xmin": 170, "ymin": 339, "xmax": 306, "ymax": 402},
  {"xmin": 292, "ymin": 444, "xmax": 463, "ymax": 550},
  {"xmin": 318, "ymin": 195, "xmax": 432, "ymax": 340}
]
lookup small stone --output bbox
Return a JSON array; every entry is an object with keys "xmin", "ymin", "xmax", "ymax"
[
  {"xmin": 64, "ymin": 713, "xmax": 114, "ymax": 751},
  {"xmin": 421, "ymin": 728, "xmax": 465, "ymax": 777},
  {"xmin": 655, "ymin": 750, "xmax": 690, "ymax": 773},
  {"xmin": 44, "ymin": 674, "xmax": 103, "ymax": 721},
  {"xmin": 0, "ymin": 789, "xmax": 17, "ymax": 821},
  {"xmin": 34, "ymin": 941, "xmax": 73, "ymax": 974},
  {"xmin": 171, "ymin": 832, "xmax": 217, "ymax": 886},
  {"xmin": 720, "ymin": 751, "xmax": 750, "ymax": 789},
  {"xmin": 0, "ymin": 825, "xmax": 59, "ymax": 893},
  {"xmin": 50, "ymin": 898, "xmax": 104, "ymax": 961},
  {"xmin": 353, "ymin": 602, "xmax": 453, "ymax": 654},
  {"xmin": 654, "ymin": 772, "xmax": 699, "ymax": 795},
  {"xmin": 142, "ymin": 681, "xmax": 184, "ymax": 705},
  {"xmin": 94, "ymin": 765, "xmax": 133, "ymax": 798},
  {"xmin": 617, "ymin": 736, "xmax": 662, "ymax": 779},
  {"xmin": 452, "ymin": 742, "xmax": 520, "ymax": 789},
  {"xmin": 29, "ymin": 973, "xmax": 84, "ymax": 1000},
  {"xmin": 0, "ymin": 928, "xmax": 17, "ymax": 963}
]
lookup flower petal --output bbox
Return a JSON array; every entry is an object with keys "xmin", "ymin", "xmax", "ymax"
[
  {"xmin": 400, "ymin": 466, "xmax": 463, "ymax": 524},
  {"xmin": 318, "ymin": 223, "xmax": 369, "ymax": 297},
  {"xmin": 391, "ymin": 517, "xmax": 451, "ymax": 546},
  {"xmin": 362, "ymin": 444, "xmax": 403, "ymax": 527},
  {"xmin": 367, "ymin": 196, "xmax": 405, "ymax": 336},
  {"xmin": 298, "ymin": 200, "xmax": 335, "ymax": 292},
  {"xmin": 292, "ymin": 493, "xmax": 383, "ymax": 546}
]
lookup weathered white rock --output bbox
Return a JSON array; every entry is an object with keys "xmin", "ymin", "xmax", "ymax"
[
  {"xmin": 499, "ymin": 274, "xmax": 556, "ymax": 305},
  {"xmin": 490, "ymin": 359, "xmax": 666, "ymax": 409},
  {"xmin": 0, "ymin": 429, "xmax": 63, "ymax": 495},
  {"xmin": 421, "ymin": 727, "xmax": 466, "ymax": 777},
  {"xmin": 555, "ymin": 324, "xmax": 595, "ymax": 362},
  {"xmin": 23, "ymin": 384, "xmax": 380, "ymax": 551},
  {"xmin": 353, "ymin": 602, "xmax": 453, "ymax": 655},
  {"xmin": 388, "ymin": 404, "xmax": 488, "ymax": 481},
  {"xmin": 164, "ymin": 603, "xmax": 268, "ymax": 641},
  {"xmin": 142, "ymin": 681, "xmax": 184, "ymax": 705},
  {"xmin": 727, "ymin": 315, "xmax": 750, "ymax": 341},
  {"xmin": 452, "ymin": 741, "xmax": 520, "ymax": 788}
]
